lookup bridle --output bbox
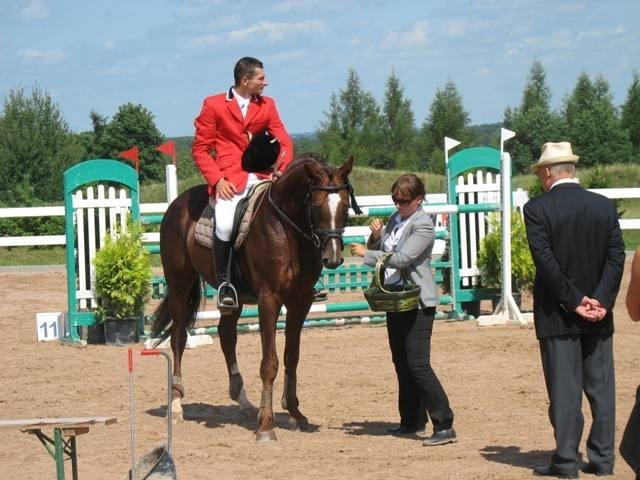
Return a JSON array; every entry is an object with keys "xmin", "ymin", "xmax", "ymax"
[{"xmin": 268, "ymin": 180, "xmax": 362, "ymax": 251}]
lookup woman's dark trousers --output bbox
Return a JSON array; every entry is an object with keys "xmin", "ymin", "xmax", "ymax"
[{"xmin": 386, "ymin": 307, "xmax": 454, "ymax": 431}]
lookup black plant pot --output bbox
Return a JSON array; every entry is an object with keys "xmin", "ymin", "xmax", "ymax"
[
  {"xmin": 490, "ymin": 292, "xmax": 522, "ymax": 311},
  {"xmin": 103, "ymin": 317, "xmax": 138, "ymax": 346},
  {"xmin": 461, "ymin": 301, "xmax": 481, "ymax": 318}
]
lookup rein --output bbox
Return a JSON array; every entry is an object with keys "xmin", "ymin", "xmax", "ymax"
[{"xmin": 268, "ymin": 179, "xmax": 361, "ymax": 250}]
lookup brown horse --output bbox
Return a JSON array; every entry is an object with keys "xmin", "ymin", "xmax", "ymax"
[{"xmin": 151, "ymin": 155, "xmax": 355, "ymax": 442}]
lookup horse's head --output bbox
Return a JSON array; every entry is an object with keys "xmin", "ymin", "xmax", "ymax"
[{"xmin": 304, "ymin": 156, "xmax": 355, "ymax": 269}]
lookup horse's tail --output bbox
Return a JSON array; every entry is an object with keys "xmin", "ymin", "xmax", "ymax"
[{"xmin": 150, "ymin": 280, "xmax": 201, "ymax": 344}]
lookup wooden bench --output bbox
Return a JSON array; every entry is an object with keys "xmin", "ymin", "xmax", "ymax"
[{"xmin": 0, "ymin": 416, "xmax": 117, "ymax": 480}]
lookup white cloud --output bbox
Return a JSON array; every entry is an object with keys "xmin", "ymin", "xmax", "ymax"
[
  {"xmin": 17, "ymin": 48, "xmax": 66, "ymax": 64},
  {"xmin": 443, "ymin": 20, "xmax": 466, "ymax": 37},
  {"xmin": 227, "ymin": 20, "xmax": 325, "ymax": 43},
  {"xmin": 18, "ymin": 0, "xmax": 50, "ymax": 21},
  {"xmin": 184, "ymin": 19, "xmax": 324, "ymax": 49},
  {"xmin": 273, "ymin": 0, "xmax": 326, "ymax": 12},
  {"xmin": 576, "ymin": 25, "xmax": 628, "ymax": 41},
  {"xmin": 181, "ymin": 0, "xmax": 225, "ymax": 15},
  {"xmin": 505, "ymin": 44, "xmax": 521, "ymax": 57},
  {"xmin": 95, "ymin": 60, "xmax": 142, "ymax": 76},
  {"xmin": 382, "ymin": 21, "xmax": 429, "ymax": 50},
  {"xmin": 553, "ymin": 1, "xmax": 588, "ymax": 15},
  {"xmin": 184, "ymin": 33, "xmax": 220, "ymax": 49},
  {"xmin": 268, "ymin": 49, "xmax": 306, "ymax": 63}
]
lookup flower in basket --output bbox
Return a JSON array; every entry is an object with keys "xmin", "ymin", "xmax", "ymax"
[{"xmin": 93, "ymin": 221, "xmax": 152, "ymax": 321}]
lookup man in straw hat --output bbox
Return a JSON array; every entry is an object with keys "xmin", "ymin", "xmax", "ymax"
[{"xmin": 523, "ymin": 141, "xmax": 625, "ymax": 477}]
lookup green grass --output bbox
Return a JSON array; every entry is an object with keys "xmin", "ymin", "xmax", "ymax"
[
  {"xmin": 0, "ymin": 246, "xmax": 66, "ymax": 266},
  {"xmin": 620, "ymin": 198, "xmax": 640, "ymax": 250}
]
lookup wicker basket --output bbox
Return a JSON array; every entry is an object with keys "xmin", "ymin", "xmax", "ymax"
[{"xmin": 364, "ymin": 253, "xmax": 421, "ymax": 312}]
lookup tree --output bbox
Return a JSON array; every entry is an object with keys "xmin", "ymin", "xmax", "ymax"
[
  {"xmin": 0, "ymin": 84, "xmax": 85, "ymax": 204},
  {"xmin": 503, "ymin": 61, "xmax": 562, "ymax": 173},
  {"xmin": 100, "ymin": 103, "xmax": 166, "ymax": 182},
  {"xmin": 81, "ymin": 103, "xmax": 166, "ymax": 182},
  {"xmin": 621, "ymin": 71, "xmax": 640, "ymax": 158},
  {"xmin": 379, "ymin": 71, "xmax": 418, "ymax": 170},
  {"xmin": 317, "ymin": 69, "xmax": 382, "ymax": 166},
  {"xmin": 420, "ymin": 80, "xmax": 470, "ymax": 174},
  {"xmin": 562, "ymin": 72, "xmax": 632, "ymax": 166}
]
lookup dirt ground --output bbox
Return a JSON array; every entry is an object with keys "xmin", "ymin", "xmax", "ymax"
[{"xmin": 0, "ymin": 262, "xmax": 638, "ymax": 480}]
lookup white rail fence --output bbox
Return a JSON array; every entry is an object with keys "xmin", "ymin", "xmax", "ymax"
[{"xmin": 0, "ymin": 187, "xmax": 638, "ymax": 251}]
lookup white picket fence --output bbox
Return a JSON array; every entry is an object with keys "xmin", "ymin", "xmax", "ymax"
[
  {"xmin": 72, "ymin": 185, "xmax": 133, "ymax": 310},
  {"xmin": 456, "ymin": 171, "xmax": 501, "ymax": 287}
]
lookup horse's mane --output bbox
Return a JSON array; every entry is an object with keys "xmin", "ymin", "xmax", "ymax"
[
  {"xmin": 272, "ymin": 153, "xmax": 333, "ymax": 196},
  {"xmin": 284, "ymin": 152, "xmax": 333, "ymax": 176},
  {"xmin": 292, "ymin": 152, "xmax": 328, "ymax": 165}
]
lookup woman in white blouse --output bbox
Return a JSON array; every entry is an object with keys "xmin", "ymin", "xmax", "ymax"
[{"xmin": 350, "ymin": 174, "xmax": 456, "ymax": 446}]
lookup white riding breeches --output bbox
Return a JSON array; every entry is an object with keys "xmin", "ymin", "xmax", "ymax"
[{"xmin": 214, "ymin": 173, "xmax": 261, "ymax": 241}]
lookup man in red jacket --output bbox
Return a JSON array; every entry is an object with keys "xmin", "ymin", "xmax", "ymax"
[{"xmin": 192, "ymin": 56, "xmax": 294, "ymax": 308}]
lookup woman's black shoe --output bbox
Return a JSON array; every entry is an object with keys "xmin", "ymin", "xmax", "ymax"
[
  {"xmin": 386, "ymin": 425, "xmax": 426, "ymax": 435},
  {"xmin": 422, "ymin": 427, "xmax": 457, "ymax": 446},
  {"xmin": 532, "ymin": 465, "xmax": 578, "ymax": 478}
]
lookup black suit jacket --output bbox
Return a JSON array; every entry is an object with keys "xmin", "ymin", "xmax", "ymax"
[{"xmin": 523, "ymin": 182, "xmax": 625, "ymax": 339}]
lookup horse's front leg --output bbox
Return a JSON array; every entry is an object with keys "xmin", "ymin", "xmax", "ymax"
[
  {"xmin": 256, "ymin": 295, "xmax": 282, "ymax": 443},
  {"xmin": 281, "ymin": 293, "xmax": 314, "ymax": 431},
  {"xmin": 218, "ymin": 307, "xmax": 255, "ymax": 412}
]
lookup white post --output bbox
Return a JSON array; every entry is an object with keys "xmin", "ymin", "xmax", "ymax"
[
  {"xmin": 478, "ymin": 128, "xmax": 527, "ymax": 326},
  {"xmin": 165, "ymin": 164, "xmax": 178, "ymax": 203}
]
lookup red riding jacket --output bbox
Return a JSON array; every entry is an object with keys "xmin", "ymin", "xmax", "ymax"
[{"xmin": 192, "ymin": 87, "xmax": 294, "ymax": 196}]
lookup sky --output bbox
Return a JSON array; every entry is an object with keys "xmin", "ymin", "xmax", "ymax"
[{"xmin": 1, "ymin": 0, "xmax": 639, "ymax": 137}]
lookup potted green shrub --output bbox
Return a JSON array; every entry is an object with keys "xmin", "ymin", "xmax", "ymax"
[
  {"xmin": 477, "ymin": 210, "xmax": 535, "ymax": 309},
  {"xmin": 93, "ymin": 221, "xmax": 152, "ymax": 345}
]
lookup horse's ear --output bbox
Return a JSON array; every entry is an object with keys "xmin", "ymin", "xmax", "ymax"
[
  {"xmin": 304, "ymin": 161, "xmax": 323, "ymax": 182},
  {"xmin": 339, "ymin": 156, "xmax": 354, "ymax": 177}
]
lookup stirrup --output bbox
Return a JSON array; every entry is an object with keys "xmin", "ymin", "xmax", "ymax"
[
  {"xmin": 217, "ymin": 281, "xmax": 239, "ymax": 310},
  {"xmin": 313, "ymin": 288, "xmax": 328, "ymax": 302}
]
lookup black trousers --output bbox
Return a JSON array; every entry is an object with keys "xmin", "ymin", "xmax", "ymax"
[
  {"xmin": 386, "ymin": 307, "xmax": 454, "ymax": 431},
  {"xmin": 539, "ymin": 334, "xmax": 615, "ymax": 474}
]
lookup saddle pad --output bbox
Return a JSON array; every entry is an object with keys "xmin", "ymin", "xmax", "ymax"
[
  {"xmin": 233, "ymin": 181, "xmax": 270, "ymax": 250},
  {"xmin": 194, "ymin": 201, "xmax": 215, "ymax": 250},
  {"xmin": 193, "ymin": 181, "xmax": 271, "ymax": 251}
]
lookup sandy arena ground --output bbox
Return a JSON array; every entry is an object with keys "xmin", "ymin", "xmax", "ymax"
[{"xmin": 0, "ymin": 261, "xmax": 638, "ymax": 479}]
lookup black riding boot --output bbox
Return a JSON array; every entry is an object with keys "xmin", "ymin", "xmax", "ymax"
[{"xmin": 213, "ymin": 237, "xmax": 238, "ymax": 309}]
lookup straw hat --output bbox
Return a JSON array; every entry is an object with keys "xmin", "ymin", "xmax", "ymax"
[{"xmin": 531, "ymin": 142, "xmax": 579, "ymax": 172}]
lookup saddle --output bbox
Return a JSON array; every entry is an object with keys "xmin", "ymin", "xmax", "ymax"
[{"xmin": 194, "ymin": 181, "xmax": 271, "ymax": 303}]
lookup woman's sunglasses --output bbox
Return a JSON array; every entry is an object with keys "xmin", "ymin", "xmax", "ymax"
[{"xmin": 392, "ymin": 196, "xmax": 415, "ymax": 206}]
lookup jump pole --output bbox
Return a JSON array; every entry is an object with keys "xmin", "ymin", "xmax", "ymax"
[
  {"xmin": 188, "ymin": 311, "xmax": 452, "ymax": 337},
  {"xmin": 477, "ymin": 128, "xmax": 526, "ymax": 326},
  {"xmin": 444, "ymin": 137, "xmax": 462, "ymax": 312}
]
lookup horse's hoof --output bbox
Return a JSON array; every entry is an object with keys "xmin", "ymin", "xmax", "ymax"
[
  {"xmin": 171, "ymin": 411, "xmax": 183, "ymax": 423},
  {"xmin": 256, "ymin": 430, "xmax": 277, "ymax": 443},
  {"xmin": 288, "ymin": 416, "xmax": 310, "ymax": 432}
]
